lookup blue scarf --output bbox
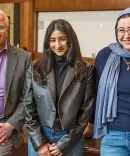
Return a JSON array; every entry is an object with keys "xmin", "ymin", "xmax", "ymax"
[{"xmin": 94, "ymin": 42, "xmax": 130, "ymax": 138}]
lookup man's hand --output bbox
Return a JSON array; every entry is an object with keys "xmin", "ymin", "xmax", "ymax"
[
  {"xmin": 37, "ymin": 143, "xmax": 52, "ymax": 156},
  {"xmin": 49, "ymin": 143, "xmax": 63, "ymax": 156},
  {"xmin": 0, "ymin": 123, "xmax": 14, "ymax": 143}
]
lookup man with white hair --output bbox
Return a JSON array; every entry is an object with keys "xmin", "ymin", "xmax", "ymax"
[{"xmin": 0, "ymin": 10, "xmax": 31, "ymax": 155}]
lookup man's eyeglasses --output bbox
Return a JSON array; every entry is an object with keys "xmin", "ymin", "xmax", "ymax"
[
  {"xmin": 0, "ymin": 26, "xmax": 7, "ymax": 32},
  {"xmin": 116, "ymin": 28, "xmax": 130, "ymax": 37}
]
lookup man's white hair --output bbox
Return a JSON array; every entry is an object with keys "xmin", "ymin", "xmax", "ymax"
[{"xmin": 0, "ymin": 10, "xmax": 9, "ymax": 27}]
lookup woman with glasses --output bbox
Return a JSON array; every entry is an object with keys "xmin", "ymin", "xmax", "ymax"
[
  {"xmin": 94, "ymin": 8, "xmax": 130, "ymax": 156},
  {"xmin": 23, "ymin": 19, "xmax": 96, "ymax": 156}
]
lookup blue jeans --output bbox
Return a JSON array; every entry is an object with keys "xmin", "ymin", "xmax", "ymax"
[
  {"xmin": 101, "ymin": 130, "xmax": 130, "ymax": 156},
  {"xmin": 28, "ymin": 123, "xmax": 84, "ymax": 156}
]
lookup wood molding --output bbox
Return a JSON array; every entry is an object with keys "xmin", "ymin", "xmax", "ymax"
[
  {"xmin": 33, "ymin": 52, "xmax": 42, "ymax": 60},
  {"xmin": 33, "ymin": 52, "xmax": 95, "ymax": 65},
  {"xmin": 83, "ymin": 57, "xmax": 95, "ymax": 65},
  {"xmin": 0, "ymin": 0, "xmax": 23, "ymax": 2},
  {"xmin": 34, "ymin": 0, "xmax": 130, "ymax": 12}
]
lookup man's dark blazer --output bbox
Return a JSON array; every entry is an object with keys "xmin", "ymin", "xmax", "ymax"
[
  {"xmin": 0, "ymin": 43, "xmax": 31, "ymax": 148},
  {"xmin": 24, "ymin": 59, "xmax": 95, "ymax": 154}
]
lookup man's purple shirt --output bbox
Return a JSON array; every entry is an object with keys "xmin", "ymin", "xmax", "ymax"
[{"xmin": 0, "ymin": 42, "xmax": 7, "ymax": 117}]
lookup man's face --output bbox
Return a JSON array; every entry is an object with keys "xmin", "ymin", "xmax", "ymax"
[{"xmin": 0, "ymin": 14, "xmax": 8, "ymax": 50}]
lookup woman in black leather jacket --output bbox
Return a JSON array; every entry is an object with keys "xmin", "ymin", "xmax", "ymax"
[{"xmin": 23, "ymin": 19, "xmax": 96, "ymax": 156}]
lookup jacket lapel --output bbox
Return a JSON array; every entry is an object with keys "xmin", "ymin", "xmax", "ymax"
[
  {"xmin": 47, "ymin": 68, "xmax": 56, "ymax": 104},
  {"xmin": 60, "ymin": 67, "xmax": 75, "ymax": 98},
  {"xmin": 47, "ymin": 67, "xmax": 75, "ymax": 103},
  {"xmin": 4, "ymin": 45, "xmax": 17, "ymax": 104}
]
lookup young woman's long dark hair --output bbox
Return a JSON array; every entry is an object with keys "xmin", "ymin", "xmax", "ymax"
[{"xmin": 34, "ymin": 19, "xmax": 88, "ymax": 83}]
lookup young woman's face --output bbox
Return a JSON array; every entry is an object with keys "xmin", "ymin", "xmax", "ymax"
[
  {"xmin": 117, "ymin": 17, "xmax": 130, "ymax": 51},
  {"xmin": 49, "ymin": 29, "xmax": 68, "ymax": 56}
]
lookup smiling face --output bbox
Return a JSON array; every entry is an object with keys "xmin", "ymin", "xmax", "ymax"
[
  {"xmin": 117, "ymin": 17, "xmax": 130, "ymax": 51},
  {"xmin": 0, "ymin": 13, "xmax": 8, "ymax": 50},
  {"xmin": 49, "ymin": 29, "xmax": 68, "ymax": 56}
]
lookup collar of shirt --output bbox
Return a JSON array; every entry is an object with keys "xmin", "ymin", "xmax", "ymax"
[{"xmin": 0, "ymin": 41, "xmax": 8, "ymax": 54}]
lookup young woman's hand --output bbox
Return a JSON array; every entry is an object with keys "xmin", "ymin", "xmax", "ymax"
[
  {"xmin": 37, "ymin": 143, "xmax": 52, "ymax": 156},
  {"xmin": 49, "ymin": 143, "xmax": 63, "ymax": 156}
]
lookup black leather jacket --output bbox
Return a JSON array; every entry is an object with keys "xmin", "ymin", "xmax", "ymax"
[{"xmin": 23, "ymin": 60, "xmax": 96, "ymax": 154}]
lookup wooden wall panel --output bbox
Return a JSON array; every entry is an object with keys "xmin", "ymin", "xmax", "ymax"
[
  {"xmin": 0, "ymin": 0, "xmax": 23, "ymax": 3},
  {"xmin": 115, "ymin": 0, "xmax": 130, "ymax": 9},
  {"xmin": 20, "ymin": 0, "xmax": 34, "ymax": 53},
  {"xmin": 34, "ymin": 0, "xmax": 130, "ymax": 12},
  {"xmin": 33, "ymin": 52, "xmax": 95, "ymax": 65},
  {"xmin": 33, "ymin": 52, "xmax": 42, "ymax": 60},
  {"xmin": 0, "ymin": 0, "xmax": 34, "ymax": 53}
]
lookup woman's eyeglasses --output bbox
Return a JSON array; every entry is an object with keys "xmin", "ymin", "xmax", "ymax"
[{"xmin": 116, "ymin": 28, "xmax": 130, "ymax": 37}]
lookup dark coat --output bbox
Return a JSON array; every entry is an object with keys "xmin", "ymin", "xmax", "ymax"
[
  {"xmin": 24, "ymin": 60, "xmax": 96, "ymax": 154},
  {"xmin": 1, "ymin": 44, "xmax": 31, "ymax": 148}
]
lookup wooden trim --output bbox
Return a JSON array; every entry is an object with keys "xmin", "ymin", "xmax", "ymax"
[
  {"xmin": 35, "ymin": 12, "xmax": 38, "ymax": 57},
  {"xmin": 34, "ymin": 0, "xmax": 130, "ymax": 12},
  {"xmin": 7, "ymin": 16, "xmax": 10, "ymax": 43},
  {"xmin": 83, "ymin": 57, "xmax": 95, "ymax": 65},
  {"xmin": 33, "ymin": 52, "xmax": 42, "ymax": 60},
  {"xmin": 0, "ymin": 0, "xmax": 23, "ymax": 2},
  {"xmin": 33, "ymin": 52, "xmax": 95, "ymax": 66}
]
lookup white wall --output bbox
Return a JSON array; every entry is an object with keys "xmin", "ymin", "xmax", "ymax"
[{"xmin": 38, "ymin": 11, "xmax": 121, "ymax": 57}]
